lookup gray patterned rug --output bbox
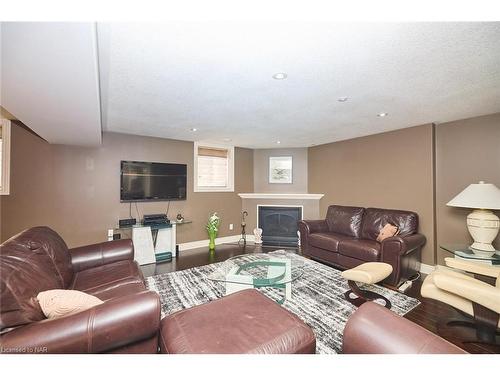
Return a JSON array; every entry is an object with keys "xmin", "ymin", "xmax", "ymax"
[{"xmin": 146, "ymin": 251, "xmax": 420, "ymax": 354}]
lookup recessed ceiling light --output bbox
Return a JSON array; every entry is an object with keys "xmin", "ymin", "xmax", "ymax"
[
  {"xmin": 190, "ymin": 128, "xmax": 198, "ymax": 132},
  {"xmin": 377, "ymin": 112, "xmax": 388, "ymax": 117},
  {"xmin": 337, "ymin": 97, "xmax": 349, "ymax": 102},
  {"xmin": 276, "ymin": 140, "xmax": 281, "ymax": 144},
  {"xmin": 272, "ymin": 73, "xmax": 287, "ymax": 80}
]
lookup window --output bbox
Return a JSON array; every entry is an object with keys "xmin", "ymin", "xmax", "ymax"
[
  {"xmin": 194, "ymin": 142, "xmax": 234, "ymax": 192},
  {"xmin": 0, "ymin": 119, "xmax": 11, "ymax": 195}
]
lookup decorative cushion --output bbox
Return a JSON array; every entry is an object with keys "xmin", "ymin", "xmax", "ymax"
[
  {"xmin": 361, "ymin": 208, "xmax": 418, "ymax": 241},
  {"xmin": 376, "ymin": 224, "xmax": 399, "ymax": 242},
  {"xmin": 37, "ymin": 289, "xmax": 103, "ymax": 319}
]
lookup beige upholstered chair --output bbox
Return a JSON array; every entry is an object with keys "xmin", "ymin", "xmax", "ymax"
[{"xmin": 421, "ymin": 257, "xmax": 500, "ymax": 345}]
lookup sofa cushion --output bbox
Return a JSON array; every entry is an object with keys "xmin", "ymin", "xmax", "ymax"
[
  {"xmin": 325, "ymin": 205, "xmax": 365, "ymax": 237},
  {"xmin": 89, "ymin": 282, "xmax": 147, "ymax": 301},
  {"xmin": 11, "ymin": 227, "xmax": 74, "ymax": 288},
  {"xmin": 0, "ymin": 242, "xmax": 61, "ymax": 330},
  {"xmin": 71, "ymin": 260, "xmax": 144, "ymax": 295},
  {"xmin": 309, "ymin": 232, "xmax": 353, "ymax": 252},
  {"xmin": 338, "ymin": 239, "xmax": 381, "ymax": 262},
  {"xmin": 361, "ymin": 208, "xmax": 418, "ymax": 241}
]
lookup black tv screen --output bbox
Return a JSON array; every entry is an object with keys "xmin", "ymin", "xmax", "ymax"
[{"xmin": 120, "ymin": 161, "xmax": 187, "ymax": 202}]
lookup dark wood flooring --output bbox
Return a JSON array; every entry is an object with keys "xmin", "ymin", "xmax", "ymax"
[{"xmin": 141, "ymin": 242, "xmax": 499, "ymax": 354}]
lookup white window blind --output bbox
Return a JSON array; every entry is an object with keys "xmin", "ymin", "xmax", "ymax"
[{"xmin": 197, "ymin": 146, "xmax": 229, "ymax": 187}]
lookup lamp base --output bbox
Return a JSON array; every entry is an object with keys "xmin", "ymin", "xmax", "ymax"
[{"xmin": 467, "ymin": 209, "xmax": 499, "ymax": 256}]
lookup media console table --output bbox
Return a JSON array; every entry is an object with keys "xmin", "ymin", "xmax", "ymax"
[{"xmin": 113, "ymin": 221, "xmax": 192, "ymax": 265}]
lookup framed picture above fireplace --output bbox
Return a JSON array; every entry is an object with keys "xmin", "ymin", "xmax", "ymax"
[{"xmin": 269, "ymin": 156, "xmax": 292, "ymax": 184}]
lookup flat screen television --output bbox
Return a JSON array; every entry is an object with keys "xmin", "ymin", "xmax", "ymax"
[{"xmin": 120, "ymin": 161, "xmax": 187, "ymax": 202}]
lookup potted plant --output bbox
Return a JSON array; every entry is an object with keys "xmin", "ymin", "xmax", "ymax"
[{"xmin": 206, "ymin": 212, "xmax": 220, "ymax": 251}]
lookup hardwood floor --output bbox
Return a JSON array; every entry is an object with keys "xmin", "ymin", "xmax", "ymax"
[{"xmin": 141, "ymin": 242, "xmax": 499, "ymax": 354}]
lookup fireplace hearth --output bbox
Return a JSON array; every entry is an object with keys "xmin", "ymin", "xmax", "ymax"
[{"xmin": 258, "ymin": 206, "xmax": 302, "ymax": 247}]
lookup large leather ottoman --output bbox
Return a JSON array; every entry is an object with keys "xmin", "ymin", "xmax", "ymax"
[{"xmin": 159, "ymin": 289, "xmax": 316, "ymax": 354}]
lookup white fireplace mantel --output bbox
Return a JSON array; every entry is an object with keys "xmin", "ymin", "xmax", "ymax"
[{"xmin": 238, "ymin": 193, "xmax": 324, "ymax": 200}]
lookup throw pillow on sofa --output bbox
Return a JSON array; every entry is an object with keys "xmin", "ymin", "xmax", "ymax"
[
  {"xmin": 37, "ymin": 289, "xmax": 103, "ymax": 319},
  {"xmin": 376, "ymin": 224, "xmax": 399, "ymax": 242}
]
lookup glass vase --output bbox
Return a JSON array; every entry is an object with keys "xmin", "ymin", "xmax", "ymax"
[{"xmin": 208, "ymin": 233, "xmax": 216, "ymax": 251}]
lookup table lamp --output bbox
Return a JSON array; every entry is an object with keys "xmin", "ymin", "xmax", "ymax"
[{"xmin": 447, "ymin": 181, "xmax": 500, "ymax": 255}]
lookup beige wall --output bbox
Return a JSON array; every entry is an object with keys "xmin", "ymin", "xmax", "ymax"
[
  {"xmin": 4, "ymin": 112, "xmax": 499, "ymax": 264},
  {"xmin": 1, "ymin": 125, "xmax": 253, "ymax": 247},
  {"xmin": 0, "ymin": 196, "xmax": 2, "ymax": 242},
  {"xmin": 253, "ymin": 148, "xmax": 308, "ymax": 193},
  {"xmin": 435, "ymin": 113, "xmax": 500, "ymax": 263},
  {"xmin": 308, "ymin": 124, "xmax": 436, "ymax": 265}
]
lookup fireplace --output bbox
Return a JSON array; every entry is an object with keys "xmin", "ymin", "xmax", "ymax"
[{"xmin": 258, "ymin": 206, "xmax": 303, "ymax": 247}]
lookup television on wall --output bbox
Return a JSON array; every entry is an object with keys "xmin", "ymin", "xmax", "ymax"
[{"xmin": 120, "ymin": 161, "xmax": 187, "ymax": 202}]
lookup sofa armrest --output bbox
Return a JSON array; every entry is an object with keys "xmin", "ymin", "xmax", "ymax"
[
  {"xmin": 444, "ymin": 257, "xmax": 500, "ymax": 279},
  {"xmin": 342, "ymin": 302, "xmax": 466, "ymax": 354},
  {"xmin": 381, "ymin": 233, "xmax": 426, "ymax": 256},
  {"xmin": 380, "ymin": 234, "xmax": 426, "ymax": 286},
  {"xmin": 433, "ymin": 272, "xmax": 500, "ymax": 314},
  {"xmin": 297, "ymin": 220, "xmax": 329, "ymax": 235},
  {"xmin": 70, "ymin": 239, "xmax": 134, "ymax": 272},
  {"xmin": 0, "ymin": 291, "xmax": 160, "ymax": 354}
]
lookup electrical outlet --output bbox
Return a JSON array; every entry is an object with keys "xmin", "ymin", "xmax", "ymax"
[
  {"xmin": 229, "ymin": 223, "xmax": 234, "ymax": 230},
  {"xmin": 107, "ymin": 229, "xmax": 114, "ymax": 241}
]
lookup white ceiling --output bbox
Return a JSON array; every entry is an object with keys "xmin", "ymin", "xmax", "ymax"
[
  {"xmin": 1, "ymin": 22, "xmax": 102, "ymax": 146},
  {"xmin": 2, "ymin": 22, "xmax": 500, "ymax": 148},
  {"xmin": 98, "ymin": 22, "xmax": 500, "ymax": 149}
]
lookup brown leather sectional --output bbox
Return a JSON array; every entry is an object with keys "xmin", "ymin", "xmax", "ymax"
[
  {"xmin": 342, "ymin": 302, "xmax": 466, "ymax": 354},
  {"xmin": 0, "ymin": 226, "xmax": 161, "ymax": 353},
  {"xmin": 0, "ymin": 226, "xmax": 316, "ymax": 354},
  {"xmin": 298, "ymin": 205, "xmax": 426, "ymax": 286}
]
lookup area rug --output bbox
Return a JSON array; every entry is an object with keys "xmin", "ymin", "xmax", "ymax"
[{"xmin": 145, "ymin": 251, "xmax": 420, "ymax": 354}]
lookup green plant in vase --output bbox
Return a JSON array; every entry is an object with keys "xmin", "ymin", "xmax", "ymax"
[{"xmin": 206, "ymin": 212, "xmax": 220, "ymax": 251}]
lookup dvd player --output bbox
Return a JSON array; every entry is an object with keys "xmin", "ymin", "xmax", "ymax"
[
  {"xmin": 119, "ymin": 218, "xmax": 136, "ymax": 228},
  {"xmin": 143, "ymin": 214, "xmax": 170, "ymax": 225}
]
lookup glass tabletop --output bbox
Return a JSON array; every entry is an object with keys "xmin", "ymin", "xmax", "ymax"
[
  {"xmin": 207, "ymin": 250, "xmax": 304, "ymax": 287},
  {"xmin": 440, "ymin": 244, "xmax": 500, "ymax": 264}
]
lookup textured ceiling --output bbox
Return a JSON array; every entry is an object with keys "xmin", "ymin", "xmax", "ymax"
[{"xmin": 98, "ymin": 22, "xmax": 500, "ymax": 148}]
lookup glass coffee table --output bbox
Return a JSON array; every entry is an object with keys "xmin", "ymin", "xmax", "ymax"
[{"xmin": 208, "ymin": 250, "xmax": 304, "ymax": 304}]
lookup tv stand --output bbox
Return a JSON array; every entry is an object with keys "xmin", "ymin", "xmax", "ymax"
[{"xmin": 113, "ymin": 221, "xmax": 192, "ymax": 265}]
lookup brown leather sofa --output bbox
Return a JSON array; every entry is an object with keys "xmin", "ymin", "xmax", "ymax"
[
  {"xmin": 342, "ymin": 302, "xmax": 466, "ymax": 354},
  {"xmin": 298, "ymin": 205, "xmax": 426, "ymax": 286},
  {"xmin": 0, "ymin": 226, "xmax": 161, "ymax": 354}
]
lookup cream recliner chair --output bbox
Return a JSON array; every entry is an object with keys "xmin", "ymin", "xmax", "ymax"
[{"xmin": 421, "ymin": 257, "xmax": 500, "ymax": 345}]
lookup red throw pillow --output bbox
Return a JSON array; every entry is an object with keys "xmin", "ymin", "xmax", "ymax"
[{"xmin": 376, "ymin": 223, "xmax": 399, "ymax": 242}]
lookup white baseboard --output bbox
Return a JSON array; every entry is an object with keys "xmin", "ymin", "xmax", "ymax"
[
  {"xmin": 178, "ymin": 234, "xmax": 255, "ymax": 251},
  {"xmin": 419, "ymin": 263, "xmax": 435, "ymax": 275}
]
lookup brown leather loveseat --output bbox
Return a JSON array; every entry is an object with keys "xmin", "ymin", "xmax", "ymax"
[
  {"xmin": 298, "ymin": 205, "xmax": 426, "ymax": 286},
  {"xmin": 0, "ymin": 226, "xmax": 161, "ymax": 354}
]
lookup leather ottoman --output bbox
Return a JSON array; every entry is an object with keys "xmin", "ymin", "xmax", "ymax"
[{"xmin": 159, "ymin": 289, "xmax": 316, "ymax": 354}]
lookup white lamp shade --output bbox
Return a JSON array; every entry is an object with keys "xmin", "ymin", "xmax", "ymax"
[{"xmin": 447, "ymin": 181, "xmax": 500, "ymax": 210}]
